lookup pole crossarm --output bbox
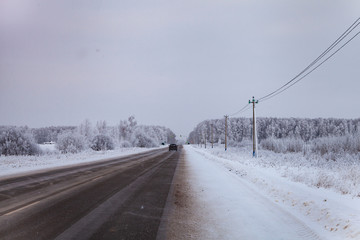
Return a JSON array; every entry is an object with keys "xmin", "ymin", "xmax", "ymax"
[{"xmin": 249, "ymin": 96, "xmax": 259, "ymax": 104}]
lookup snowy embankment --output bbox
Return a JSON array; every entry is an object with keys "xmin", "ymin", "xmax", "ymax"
[
  {"xmin": 0, "ymin": 145, "xmax": 165, "ymax": 178},
  {"xmin": 184, "ymin": 145, "xmax": 360, "ymax": 240}
]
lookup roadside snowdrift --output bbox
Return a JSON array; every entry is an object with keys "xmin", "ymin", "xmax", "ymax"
[{"xmin": 0, "ymin": 147, "xmax": 164, "ymax": 178}]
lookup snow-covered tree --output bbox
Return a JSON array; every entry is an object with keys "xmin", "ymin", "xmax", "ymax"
[
  {"xmin": 56, "ymin": 131, "xmax": 86, "ymax": 154},
  {"xmin": 78, "ymin": 119, "xmax": 94, "ymax": 144},
  {"xmin": 91, "ymin": 134, "xmax": 115, "ymax": 151},
  {"xmin": 0, "ymin": 126, "xmax": 40, "ymax": 156},
  {"xmin": 117, "ymin": 116, "xmax": 137, "ymax": 143},
  {"xmin": 27, "ymin": 116, "xmax": 177, "ymax": 153},
  {"xmin": 96, "ymin": 120, "xmax": 108, "ymax": 135},
  {"xmin": 131, "ymin": 128, "xmax": 158, "ymax": 148},
  {"xmin": 32, "ymin": 126, "xmax": 76, "ymax": 144},
  {"xmin": 188, "ymin": 117, "xmax": 360, "ymax": 150}
]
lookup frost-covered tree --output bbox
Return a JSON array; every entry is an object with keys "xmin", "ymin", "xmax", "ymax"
[
  {"xmin": 0, "ymin": 126, "xmax": 40, "ymax": 156},
  {"xmin": 32, "ymin": 126, "xmax": 76, "ymax": 144},
  {"xmin": 117, "ymin": 116, "xmax": 137, "ymax": 144},
  {"xmin": 96, "ymin": 120, "xmax": 108, "ymax": 135},
  {"xmin": 108, "ymin": 126, "xmax": 120, "ymax": 147},
  {"xmin": 78, "ymin": 119, "xmax": 94, "ymax": 144},
  {"xmin": 117, "ymin": 120, "xmax": 129, "ymax": 142},
  {"xmin": 166, "ymin": 129, "xmax": 176, "ymax": 144},
  {"xmin": 56, "ymin": 131, "xmax": 86, "ymax": 154},
  {"xmin": 119, "ymin": 140, "xmax": 132, "ymax": 148},
  {"xmin": 131, "ymin": 128, "xmax": 158, "ymax": 148},
  {"xmin": 91, "ymin": 134, "xmax": 114, "ymax": 151},
  {"xmin": 188, "ymin": 117, "xmax": 360, "ymax": 147}
]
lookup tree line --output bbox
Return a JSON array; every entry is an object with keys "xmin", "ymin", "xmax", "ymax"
[
  {"xmin": 0, "ymin": 116, "xmax": 176, "ymax": 156},
  {"xmin": 189, "ymin": 117, "xmax": 360, "ymax": 144}
]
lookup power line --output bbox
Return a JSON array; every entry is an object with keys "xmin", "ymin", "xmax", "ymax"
[
  {"xmin": 258, "ymin": 17, "xmax": 360, "ymax": 102},
  {"xmin": 259, "ymin": 17, "xmax": 360, "ymax": 101},
  {"xmin": 229, "ymin": 18, "xmax": 360, "ymax": 117},
  {"xmin": 213, "ymin": 19, "xmax": 360, "ymax": 153},
  {"xmin": 229, "ymin": 103, "xmax": 251, "ymax": 116},
  {"xmin": 261, "ymin": 28, "xmax": 360, "ymax": 102}
]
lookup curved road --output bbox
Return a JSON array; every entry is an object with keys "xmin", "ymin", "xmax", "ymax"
[{"xmin": 0, "ymin": 147, "xmax": 181, "ymax": 240}]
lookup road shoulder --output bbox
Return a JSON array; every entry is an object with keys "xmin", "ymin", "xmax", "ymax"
[{"xmin": 157, "ymin": 148, "xmax": 219, "ymax": 240}]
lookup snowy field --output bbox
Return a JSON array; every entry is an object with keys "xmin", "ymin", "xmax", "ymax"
[
  {"xmin": 197, "ymin": 144, "xmax": 360, "ymax": 197},
  {"xmin": 0, "ymin": 145, "xmax": 165, "ymax": 178},
  {"xmin": 185, "ymin": 145, "xmax": 360, "ymax": 239}
]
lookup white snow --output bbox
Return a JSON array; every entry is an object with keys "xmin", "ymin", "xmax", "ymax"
[
  {"xmin": 38, "ymin": 143, "xmax": 57, "ymax": 153},
  {"xmin": 0, "ymin": 147, "xmax": 165, "ymax": 178},
  {"xmin": 183, "ymin": 145, "xmax": 360, "ymax": 240}
]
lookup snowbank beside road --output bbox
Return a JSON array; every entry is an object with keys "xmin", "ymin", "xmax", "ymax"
[
  {"xmin": 178, "ymin": 145, "xmax": 360, "ymax": 240},
  {"xmin": 0, "ymin": 147, "xmax": 165, "ymax": 178},
  {"xmin": 196, "ymin": 145, "xmax": 360, "ymax": 197}
]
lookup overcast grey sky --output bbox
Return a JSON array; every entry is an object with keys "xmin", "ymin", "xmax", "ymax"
[{"xmin": 1, "ymin": 0, "xmax": 359, "ymax": 136}]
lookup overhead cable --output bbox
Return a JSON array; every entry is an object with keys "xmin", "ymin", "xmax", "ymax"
[
  {"xmin": 229, "ymin": 103, "xmax": 251, "ymax": 117},
  {"xmin": 258, "ymin": 17, "xmax": 360, "ymax": 102},
  {"xmin": 260, "ymin": 29, "xmax": 360, "ymax": 102}
]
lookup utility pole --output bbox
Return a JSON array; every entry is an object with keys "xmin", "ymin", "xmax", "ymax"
[
  {"xmin": 200, "ymin": 132, "xmax": 203, "ymax": 148},
  {"xmin": 204, "ymin": 131, "xmax": 207, "ymax": 149},
  {"xmin": 224, "ymin": 115, "xmax": 228, "ymax": 151},
  {"xmin": 211, "ymin": 124, "xmax": 214, "ymax": 148},
  {"xmin": 249, "ymin": 96, "xmax": 259, "ymax": 157}
]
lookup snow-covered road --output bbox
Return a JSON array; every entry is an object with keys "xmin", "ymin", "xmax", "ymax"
[{"xmin": 163, "ymin": 146, "xmax": 360, "ymax": 240}]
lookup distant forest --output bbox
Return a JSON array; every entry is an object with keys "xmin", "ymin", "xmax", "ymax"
[{"xmin": 188, "ymin": 117, "xmax": 360, "ymax": 145}]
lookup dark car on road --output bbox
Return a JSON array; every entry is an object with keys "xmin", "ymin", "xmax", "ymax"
[{"xmin": 169, "ymin": 144, "xmax": 177, "ymax": 151}]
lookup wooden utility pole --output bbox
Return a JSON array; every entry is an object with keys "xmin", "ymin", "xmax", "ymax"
[
  {"xmin": 200, "ymin": 133, "xmax": 203, "ymax": 148},
  {"xmin": 204, "ymin": 132, "xmax": 206, "ymax": 149},
  {"xmin": 224, "ymin": 115, "xmax": 228, "ymax": 151},
  {"xmin": 249, "ymin": 96, "xmax": 259, "ymax": 157},
  {"xmin": 211, "ymin": 124, "xmax": 214, "ymax": 148}
]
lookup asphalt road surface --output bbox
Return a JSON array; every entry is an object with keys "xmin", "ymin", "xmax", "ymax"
[{"xmin": 0, "ymin": 147, "xmax": 181, "ymax": 240}]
